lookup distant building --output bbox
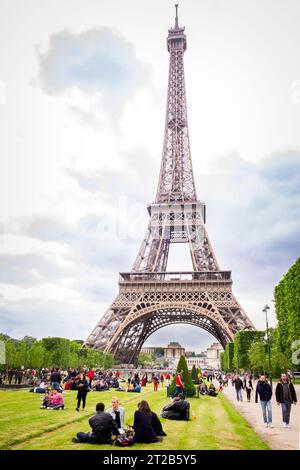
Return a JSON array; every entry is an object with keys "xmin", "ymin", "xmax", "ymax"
[
  {"xmin": 206, "ymin": 342, "xmax": 223, "ymax": 369},
  {"xmin": 141, "ymin": 342, "xmax": 185, "ymax": 368},
  {"xmin": 186, "ymin": 342, "xmax": 223, "ymax": 370},
  {"xmin": 185, "ymin": 351, "xmax": 195, "ymax": 358},
  {"xmin": 186, "ymin": 357, "xmax": 206, "ymax": 369},
  {"xmin": 164, "ymin": 342, "xmax": 185, "ymax": 367},
  {"xmin": 141, "ymin": 346, "xmax": 159, "ymax": 355}
]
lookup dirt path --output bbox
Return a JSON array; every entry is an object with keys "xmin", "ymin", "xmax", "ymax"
[{"xmin": 222, "ymin": 381, "xmax": 300, "ymax": 450}]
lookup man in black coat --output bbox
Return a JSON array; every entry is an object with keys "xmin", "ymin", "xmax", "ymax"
[
  {"xmin": 255, "ymin": 375, "xmax": 273, "ymax": 427},
  {"xmin": 72, "ymin": 403, "xmax": 119, "ymax": 444},
  {"xmin": 160, "ymin": 393, "xmax": 190, "ymax": 420},
  {"xmin": 275, "ymin": 373, "xmax": 297, "ymax": 428}
]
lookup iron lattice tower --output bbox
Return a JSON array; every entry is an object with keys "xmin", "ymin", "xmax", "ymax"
[{"xmin": 84, "ymin": 6, "xmax": 255, "ymax": 364}]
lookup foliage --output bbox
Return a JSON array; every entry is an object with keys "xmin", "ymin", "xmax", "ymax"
[
  {"xmin": 0, "ymin": 333, "xmax": 114, "ymax": 370},
  {"xmin": 169, "ymin": 355, "xmax": 196, "ymax": 397},
  {"xmin": 220, "ymin": 352, "xmax": 226, "ymax": 371},
  {"xmin": 233, "ymin": 331, "xmax": 265, "ymax": 371},
  {"xmin": 137, "ymin": 352, "xmax": 153, "ymax": 367},
  {"xmin": 248, "ymin": 340, "xmax": 268, "ymax": 374},
  {"xmin": 274, "ymin": 257, "xmax": 300, "ymax": 362}
]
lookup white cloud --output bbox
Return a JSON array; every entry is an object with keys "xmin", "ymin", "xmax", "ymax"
[{"xmin": 35, "ymin": 27, "xmax": 149, "ymax": 117}]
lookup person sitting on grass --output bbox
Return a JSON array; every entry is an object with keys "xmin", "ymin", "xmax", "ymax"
[
  {"xmin": 160, "ymin": 393, "xmax": 190, "ymax": 421},
  {"xmin": 131, "ymin": 400, "xmax": 163, "ymax": 443},
  {"xmin": 208, "ymin": 383, "xmax": 218, "ymax": 397},
  {"xmin": 72, "ymin": 402, "xmax": 118, "ymax": 444},
  {"xmin": 31, "ymin": 381, "xmax": 49, "ymax": 393},
  {"xmin": 106, "ymin": 397, "xmax": 125, "ymax": 431},
  {"xmin": 40, "ymin": 389, "xmax": 64, "ymax": 410},
  {"xmin": 127, "ymin": 384, "xmax": 141, "ymax": 393},
  {"xmin": 196, "ymin": 380, "xmax": 208, "ymax": 397}
]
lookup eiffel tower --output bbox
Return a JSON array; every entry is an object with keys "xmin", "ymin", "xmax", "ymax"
[{"xmin": 85, "ymin": 5, "xmax": 255, "ymax": 364}]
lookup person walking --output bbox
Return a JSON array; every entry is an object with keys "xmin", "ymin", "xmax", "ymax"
[
  {"xmin": 76, "ymin": 372, "xmax": 89, "ymax": 412},
  {"xmin": 244, "ymin": 374, "xmax": 253, "ymax": 402},
  {"xmin": 275, "ymin": 373, "xmax": 297, "ymax": 428},
  {"xmin": 255, "ymin": 375, "xmax": 273, "ymax": 427},
  {"xmin": 233, "ymin": 375, "xmax": 244, "ymax": 402},
  {"xmin": 165, "ymin": 374, "xmax": 170, "ymax": 397},
  {"xmin": 153, "ymin": 374, "xmax": 159, "ymax": 392}
]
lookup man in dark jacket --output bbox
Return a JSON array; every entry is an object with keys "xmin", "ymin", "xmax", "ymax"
[
  {"xmin": 275, "ymin": 373, "xmax": 297, "ymax": 428},
  {"xmin": 72, "ymin": 403, "xmax": 119, "ymax": 444},
  {"xmin": 255, "ymin": 375, "xmax": 273, "ymax": 427},
  {"xmin": 160, "ymin": 393, "xmax": 190, "ymax": 420},
  {"xmin": 233, "ymin": 375, "xmax": 244, "ymax": 401}
]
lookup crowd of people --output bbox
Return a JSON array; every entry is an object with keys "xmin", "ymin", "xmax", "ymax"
[{"xmin": 1, "ymin": 365, "xmax": 298, "ymax": 445}]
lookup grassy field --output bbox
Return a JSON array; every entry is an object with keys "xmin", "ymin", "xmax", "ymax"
[{"xmin": 0, "ymin": 387, "xmax": 269, "ymax": 450}]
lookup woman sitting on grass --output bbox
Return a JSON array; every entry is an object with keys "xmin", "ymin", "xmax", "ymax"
[
  {"xmin": 132, "ymin": 401, "xmax": 163, "ymax": 443},
  {"xmin": 208, "ymin": 383, "xmax": 218, "ymax": 397},
  {"xmin": 40, "ymin": 389, "xmax": 64, "ymax": 410}
]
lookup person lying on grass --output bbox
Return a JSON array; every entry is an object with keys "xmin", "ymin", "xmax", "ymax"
[
  {"xmin": 160, "ymin": 393, "xmax": 190, "ymax": 420},
  {"xmin": 72, "ymin": 402, "xmax": 119, "ymax": 444}
]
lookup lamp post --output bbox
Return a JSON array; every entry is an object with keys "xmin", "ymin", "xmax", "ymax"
[{"xmin": 262, "ymin": 304, "xmax": 272, "ymax": 387}]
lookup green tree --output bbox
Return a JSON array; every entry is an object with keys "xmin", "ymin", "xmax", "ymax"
[
  {"xmin": 102, "ymin": 353, "xmax": 114, "ymax": 369},
  {"xmin": 137, "ymin": 352, "xmax": 153, "ymax": 367},
  {"xmin": 3, "ymin": 339, "xmax": 16, "ymax": 367},
  {"xmin": 248, "ymin": 340, "xmax": 267, "ymax": 374},
  {"xmin": 14, "ymin": 340, "xmax": 29, "ymax": 368},
  {"xmin": 220, "ymin": 351, "xmax": 226, "ymax": 371},
  {"xmin": 169, "ymin": 355, "xmax": 196, "ymax": 397},
  {"xmin": 28, "ymin": 341, "xmax": 46, "ymax": 369},
  {"xmin": 233, "ymin": 331, "xmax": 265, "ymax": 371},
  {"xmin": 274, "ymin": 257, "xmax": 300, "ymax": 362},
  {"xmin": 42, "ymin": 337, "xmax": 70, "ymax": 368}
]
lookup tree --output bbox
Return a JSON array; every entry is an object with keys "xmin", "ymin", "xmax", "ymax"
[
  {"xmin": 42, "ymin": 337, "xmax": 70, "ymax": 368},
  {"xmin": 137, "ymin": 353, "xmax": 153, "ymax": 368},
  {"xmin": 28, "ymin": 341, "xmax": 46, "ymax": 369},
  {"xmin": 169, "ymin": 355, "xmax": 196, "ymax": 397},
  {"xmin": 274, "ymin": 257, "xmax": 300, "ymax": 361},
  {"xmin": 220, "ymin": 351, "xmax": 226, "ymax": 372},
  {"xmin": 248, "ymin": 340, "xmax": 268, "ymax": 374},
  {"xmin": 102, "ymin": 353, "xmax": 114, "ymax": 369},
  {"xmin": 14, "ymin": 340, "xmax": 29, "ymax": 368},
  {"xmin": 3, "ymin": 339, "xmax": 16, "ymax": 367},
  {"xmin": 233, "ymin": 331, "xmax": 265, "ymax": 371}
]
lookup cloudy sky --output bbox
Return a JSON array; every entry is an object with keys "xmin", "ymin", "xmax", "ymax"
[{"xmin": 0, "ymin": 0, "xmax": 299, "ymax": 352}]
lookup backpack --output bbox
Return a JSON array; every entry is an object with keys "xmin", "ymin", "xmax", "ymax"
[{"xmin": 114, "ymin": 436, "xmax": 134, "ymax": 447}]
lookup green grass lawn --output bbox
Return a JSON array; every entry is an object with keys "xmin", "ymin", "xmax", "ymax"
[{"xmin": 0, "ymin": 387, "xmax": 269, "ymax": 450}]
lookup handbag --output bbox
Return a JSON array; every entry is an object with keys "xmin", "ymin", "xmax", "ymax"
[{"xmin": 114, "ymin": 435, "xmax": 134, "ymax": 446}]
